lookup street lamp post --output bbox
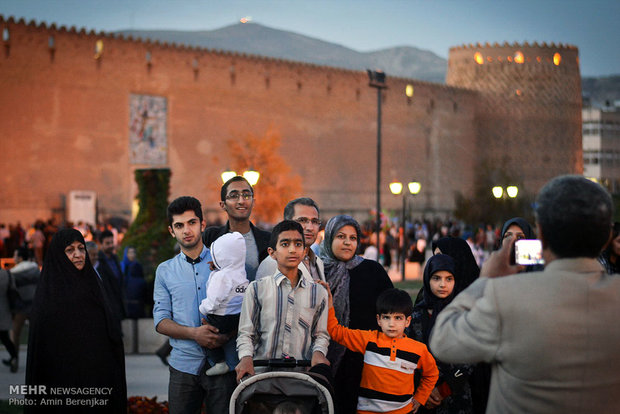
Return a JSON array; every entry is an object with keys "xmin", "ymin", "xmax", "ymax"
[
  {"xmin": 368, "ymin": 69, "xmax": 388, "ymax": 254},
  {"xmin": 390, "ymin": 181, "xmax": 421, "ymax": 280},
  {"xmin": 492, "ymin": 185, "xmax": 518, "ymax": 200},
  {"xmin": 221, "ymin": 169, "xmax": 261, "ymax": 186},
  {"xmin": 492, "ymin": 185, "xmax": 519, "ymax": 223}
]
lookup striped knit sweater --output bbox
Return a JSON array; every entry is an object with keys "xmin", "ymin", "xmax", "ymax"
[{"xmin": 327, "ymin": 307, "xmax": 439, "ymax": 414}]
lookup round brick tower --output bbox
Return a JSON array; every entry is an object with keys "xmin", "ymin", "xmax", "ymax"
[{"xmin": 446, "ymin": 42, "xmax": 582, "ymax": 193}]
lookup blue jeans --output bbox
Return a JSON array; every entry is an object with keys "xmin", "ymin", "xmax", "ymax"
[{"xmin": 168, "ymin": 365, "xmax": 237, "ymax": 414}]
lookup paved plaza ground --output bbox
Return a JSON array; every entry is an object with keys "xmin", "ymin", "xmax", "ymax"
[{"xmin": 0, "ymin": 346, "xmax": 169, "ymax": 403}]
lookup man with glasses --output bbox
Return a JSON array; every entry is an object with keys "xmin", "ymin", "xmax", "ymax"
[
  {"xmin": 256, "ymin": 197, "xmax": 325, "ymax": 281},
  {"xmin": 203, "ymin": 176, "xmax": 271, "ymax": 281}
]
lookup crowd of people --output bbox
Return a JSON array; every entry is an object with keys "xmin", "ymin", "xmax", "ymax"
[{"xmin": 3, "ymin": 174, "xmax": 619, "ymax": 413}]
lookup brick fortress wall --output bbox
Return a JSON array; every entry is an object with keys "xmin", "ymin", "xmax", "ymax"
[
  {"xmin": 446, "ymin": 42, "xmax": 582, "ymax": 192},
  {"xmin": 1, "ymin": 17, "xmax": 578, "ymax": 225}
]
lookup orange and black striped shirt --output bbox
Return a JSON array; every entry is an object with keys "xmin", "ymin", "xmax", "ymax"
[{"xmin": 328, "ymin": 307, "xmax": 439, "ymax": 414}]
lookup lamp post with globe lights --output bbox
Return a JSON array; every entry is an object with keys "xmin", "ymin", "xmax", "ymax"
[
  {"xmin": 390, "ymin": 181, "xmax": 421, "ymax": 280},
  {"xmin": 368, "ymin": 69, "xmax": 387, "ymax": 253}
]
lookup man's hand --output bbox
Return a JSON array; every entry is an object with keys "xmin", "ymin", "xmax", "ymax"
[
  {"xmin": 316, "ymin": 280, "xmax": 333, "ymax": 308},
  {"xmin": 480, "ymin": 235, "xmax": 521, "ymax": 278},
  {"xmin": 235, "ymin": 356, "xmax": 255, "ymax": 383},
  {"xmin": 411, "ymin": 399, "xmax": 421, "ymax": 413},
  {"xmin": 194, "ymin": 321, "xmax": 230, "ymax": 348},
  {"xmin": 310, "ymin": 351, "xmax": 330, "ymax": 367},
  {"xmin": 425, "ymin": 387, "xmax": 443, "ymax": 409}
]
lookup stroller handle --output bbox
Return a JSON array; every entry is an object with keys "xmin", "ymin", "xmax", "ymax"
[{"xmin": 253, "ymin": 358, "xmax": 311, "ymax": 368}]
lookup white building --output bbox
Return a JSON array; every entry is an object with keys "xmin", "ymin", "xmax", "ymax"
[{"xmin": 583, "ymin": 104, "xmax": 620, "ymax": 194}]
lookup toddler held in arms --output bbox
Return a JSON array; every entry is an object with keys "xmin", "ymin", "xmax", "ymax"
[{"xmin": 199, "ymin": 232, "xmax": 248, "ymax": 376}]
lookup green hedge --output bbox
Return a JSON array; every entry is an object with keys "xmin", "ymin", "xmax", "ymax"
[{"xmin": 120, "ymin": 169, "xmax": 176, "ymax": 282}]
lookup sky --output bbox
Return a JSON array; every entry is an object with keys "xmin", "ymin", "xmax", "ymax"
[{"xmin": 0, "ymin": 0, "xmax": 618, "ymax": 77}]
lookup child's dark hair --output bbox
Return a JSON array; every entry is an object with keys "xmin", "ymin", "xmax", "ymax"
[
  {"xmin": 376, "ymin": 288, "xmax": 413, "ymax": 316},
  {"xmin": 269, "ymin": 220, "xmax": 305, "ymax": 249},
  {"xmin": 167, "ymin": 196, "xmax": 203, "ymax": 226}
]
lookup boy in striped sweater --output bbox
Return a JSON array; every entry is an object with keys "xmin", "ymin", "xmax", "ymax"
[{"xmin": 319, "ymin": 284, "xmax": 438, "ymax": 414}]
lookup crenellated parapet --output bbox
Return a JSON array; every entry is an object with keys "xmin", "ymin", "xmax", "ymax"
[
  {"xmin": 446, "ymin": 41, "xmax": 583, "ymax": 191},
  {"xmin": 0, "ymin": 14, "xmax": 370, "ymax": 92}
]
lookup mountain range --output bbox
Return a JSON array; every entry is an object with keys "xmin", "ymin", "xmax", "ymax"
[
  {"xmin": 117, "ymin": 22, "xmax": 618, "ymax": 106},
  {"xmin": 117, "ymin": 22, "xmax": 447, "ymax": 83}
]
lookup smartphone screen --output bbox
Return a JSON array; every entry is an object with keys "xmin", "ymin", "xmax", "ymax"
[{"xmin": 515, "ymin": 239, "xmax": 545, "ymax": 265}]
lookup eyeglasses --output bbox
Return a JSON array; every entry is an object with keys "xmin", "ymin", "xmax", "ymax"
[
  {"xmin": 226, "ymin": 191, "xmax": 253, "ymax": 201},
  {"xmin": 295, "ymin": 217, "xmax": 322, "ymax": 226}
]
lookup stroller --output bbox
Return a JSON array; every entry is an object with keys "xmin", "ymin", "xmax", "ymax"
[{"xmin": 229, "ymin": 358, "xmax": 334, "ymax": 414}]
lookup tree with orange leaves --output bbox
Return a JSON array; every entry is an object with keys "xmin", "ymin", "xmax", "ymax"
[{"xmin": 226, "ymin": 127, "xmax": 302, "ymax": 224}]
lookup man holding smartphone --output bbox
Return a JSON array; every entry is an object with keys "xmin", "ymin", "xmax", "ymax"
[{"xmin": 429, "ymin": 175, "xmax": 620, "ymax": 413}]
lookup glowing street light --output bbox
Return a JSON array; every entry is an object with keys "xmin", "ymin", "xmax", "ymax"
[
  {"xmin": 408, "ymin": 182, "xmax": 421, "ymax": 195},
  {"xmin": 389, "ymin": 181, "xmax": 403, "ymax": 195},
  {"xmin": 492, "ymin": 186, "xmax": 504, "ymax": 199},
  {"xmin": 221, "ymin": 170, "xmax": 237, "ymax": 183},
  {"xmin": 506, "ymin": 186, "xmax": 519, "ymax": 198},
  {"xmin": 243, "ymin": 170, "xmax": 260, "ymax": 186}
]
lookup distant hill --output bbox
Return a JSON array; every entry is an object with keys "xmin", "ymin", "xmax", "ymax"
[
  {"xmin": 117, "ymin": 22, "xmax": 448, "ymax": 83},
  {"xmin": 117, "ymin": 22, "xmax": 618, "ymax": 104}
]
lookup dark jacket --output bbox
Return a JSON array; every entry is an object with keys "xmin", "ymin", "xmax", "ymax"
[
  {"xmin": 97, "ymin": 251, "xmax": 127, "ymax": 322},
  {"xmin": 203, "ymin": 221, "xmax": 271, "ymax": 263}
]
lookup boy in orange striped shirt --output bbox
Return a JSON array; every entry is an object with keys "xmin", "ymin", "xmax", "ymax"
[{"xmin": 319, "ymin": 283, "xmax": 438, "ymax": 414}]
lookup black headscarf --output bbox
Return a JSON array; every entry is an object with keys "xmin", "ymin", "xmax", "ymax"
[
  {"xmin": 416, "ymin": 254, "xmax": 457, "ymax": 344},
  {"xmin": 431, "ymin": 237, "xmax": 480, "ymax": 294},
  {"xmin": 25, "ymin": 229, "xmax": 126, "ymax": 412},
  {"xmin": 500, "ymin": 217, "xmax": 535, "ymax": 243}
]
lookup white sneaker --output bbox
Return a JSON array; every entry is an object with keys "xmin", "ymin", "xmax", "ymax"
[{"xmin": 206, "ymin": 361, "xmax": 229, "ymax": 376}]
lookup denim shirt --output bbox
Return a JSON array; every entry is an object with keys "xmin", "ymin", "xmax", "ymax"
[{"xmin": 153, "ymin": 245, "xmax": 238, "ymax": 375}]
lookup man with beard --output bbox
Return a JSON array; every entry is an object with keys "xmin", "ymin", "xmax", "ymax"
[{"xmin": 154, "ymin": 196, "xmax": 237, "ymax": 413}]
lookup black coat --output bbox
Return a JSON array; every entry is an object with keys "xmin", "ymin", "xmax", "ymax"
[{"xmin": 26, "ymin": 229, "xmax": 126, "ymax": 413}]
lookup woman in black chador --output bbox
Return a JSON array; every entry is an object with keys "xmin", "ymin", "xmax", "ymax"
[{"xmin": 25, "ymin": 229, "xmax": 126, "ymax": 412}]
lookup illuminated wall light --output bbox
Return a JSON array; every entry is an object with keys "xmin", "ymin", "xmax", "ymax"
[
  {"xmin": 536, "ymin": 56, "xmax": 542, "ymax": 62},
  {"xmin": 474, "ymin": 52, "xmax": 484, "ymax": 65},
  {"xmin": 553, "ymin": 52, "xmax": 561, "ymax": 66},
  {"xmin": 405, "ymin": 84, "xmax": 414, "ymax": 98},
  {"xmin": 487, "ymin": 56, "xmax": 493, "ymax": 62},
  {"xmin": 94, "ymin": 39, "xmax": 103, "ymax": 59},
  {"xmin": 514, "ymin": 51, "xmax": 524, "ymax": 64},
  {"xmin": 507, "ymin": 56, "xmax": 513, "ymax": 62},
  {"xmin": 515, "ymin": 89, "xmax": 523, "ymax": 96},
  {"xmin": 497, "ymin": 56, "xmax": 503, "ymax": 62}
]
